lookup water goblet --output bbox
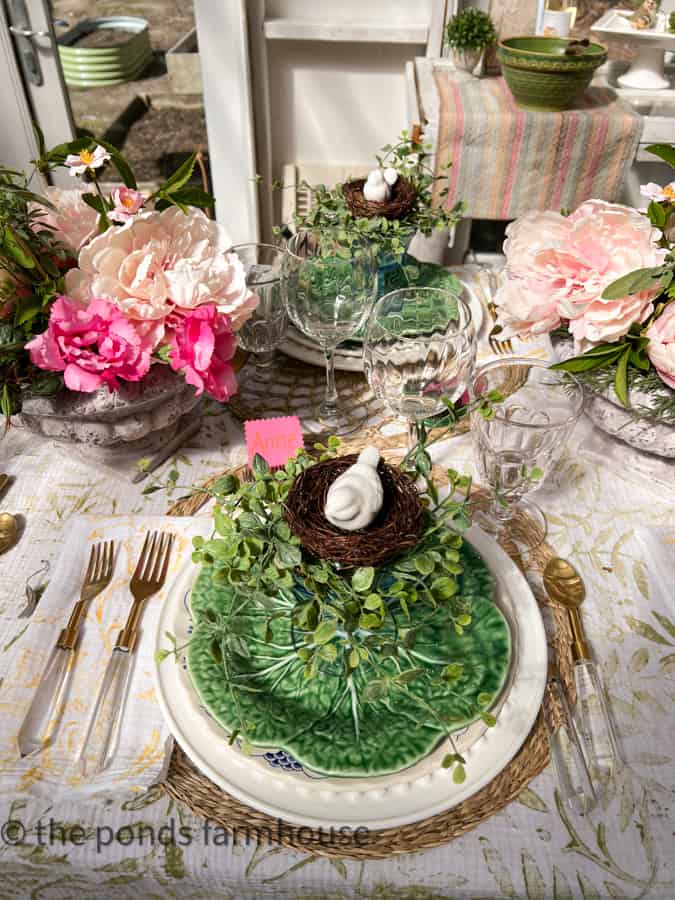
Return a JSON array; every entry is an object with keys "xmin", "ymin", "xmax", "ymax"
[
  {"xmin": 470, "ymin": 358, "xmax": 584, "ymax": 548},
  {"xmin": 285, "ymin": 231, "xmax": 377, "ymax": 435},
  {"xmin": 229, "ymin": 243, "xmax": 288, "ymax": 386},
  {"xmin": 363, "ymin": 287, "xmax": 476, "ymax": 450}
]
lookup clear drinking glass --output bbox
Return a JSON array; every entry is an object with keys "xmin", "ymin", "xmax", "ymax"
[
  {"xmin": 285, "ymin": 231, "xmax": 377, "ymax": 435},
  {"xmin": 229, "ymin": 243, "xmax": 288, "ymax": 383},
  {"xmin": 470, "ymin": 358, "xmax": 584, "ymax": 547},
  {"xmin": 363, "ymin": 287, "xmax": 476, "ymax": 450}
]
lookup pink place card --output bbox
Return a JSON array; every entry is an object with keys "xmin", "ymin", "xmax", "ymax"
[{"xmin": 244, "ymin": 416, "xmax": 304, "ymax": 470}]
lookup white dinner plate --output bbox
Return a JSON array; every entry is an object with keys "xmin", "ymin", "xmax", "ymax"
[
  {"xmin": 280, "ymin": 278, "xmax": 484, "ymax": 373},
  {"xmin": 153, "ymin": 525, "xmax": 547, "ymax": 830}
]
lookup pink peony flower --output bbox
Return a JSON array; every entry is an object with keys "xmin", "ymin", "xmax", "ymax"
[
  {"xmin": 26, "ymin": 295, "xmax": 154, "ymax": 393},
  {"xmin": 65, "ymin": 207, "xmax": 258, "ymax": 330},
  {"xmin": 30, "ymin": 187, "xmax": 99, "ymax": 253},
  {"xmin": 109, "ymin": 187, "xmax": 145, "ymax": 224},
  {"xmin": 168, "ymin": 303, "xmax": 237, "ymax": 402},
  {"xmin": 65, "ymin": 145, "xmax": 110, "ymax": 176},
  {"xmin": 646, "ymin": 303, "xmax": 675, "ymax": 390},
  {"xmin": 497, "ymin": 201, "xmax": 667, "ymax": 349}
]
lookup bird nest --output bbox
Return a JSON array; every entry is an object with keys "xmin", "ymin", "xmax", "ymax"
[
  {"xmin": 342, "ymin": 176, "xmax": 418, "ymax": 221},
  {"xmin": 284, "ymin": 454, "xmax": 425, "ymax": 568}
]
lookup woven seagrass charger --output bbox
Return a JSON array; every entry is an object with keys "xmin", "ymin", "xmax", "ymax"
[
  {"xmin": 228, "ymin": 352, "xmax": 468, "ymax": 450},
  {"xmin": 164, "ymin": 433, "xmax": 574, "ymax": 860}
]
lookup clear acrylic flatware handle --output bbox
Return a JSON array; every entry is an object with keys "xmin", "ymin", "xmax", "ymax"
[
  {"xmin": 544, "ymin": 676, "xmax": 597, "ymax": 816},
  {"xmin": 17, "ymin": 644, "xmax": 74, "ymax": 757},
  {"xmin": 574, "ymin": 659, "xmax": 623, "ymax": 780},
  {"xmin": 77, "ymin": 649, "xmax": 134, "ymax": 776}
]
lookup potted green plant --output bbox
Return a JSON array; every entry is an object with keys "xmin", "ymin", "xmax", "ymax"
[{"xmin": 445, "ymin": 7, "xmax": 497, "ymax": 76}]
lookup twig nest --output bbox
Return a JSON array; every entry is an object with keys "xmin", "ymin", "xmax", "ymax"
[
  {"xmin": 324, "ymin": 446, "xmax": 384, "ymax": 531},
  {"xmin": 284, "ymin": 454, "xmax": 424, "ymax": 568},
  {"xmin": 342, "ymin": 175, "xmax": 417, "ymax": 221}
]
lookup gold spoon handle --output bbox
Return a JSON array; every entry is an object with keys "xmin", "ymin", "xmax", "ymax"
[{"xmin": 568, "ymin": 608, "xmax": 591, "ymax": 662}]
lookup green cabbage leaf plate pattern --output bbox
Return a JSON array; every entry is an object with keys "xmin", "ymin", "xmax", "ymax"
[{"xmin": 187, "ymin": 542, "xmax": 511, "ymax": 777}]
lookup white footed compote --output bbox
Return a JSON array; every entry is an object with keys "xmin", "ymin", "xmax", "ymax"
[{"xmin": 325, "ymin": 446, "xmax": 383, "ymax": 531}]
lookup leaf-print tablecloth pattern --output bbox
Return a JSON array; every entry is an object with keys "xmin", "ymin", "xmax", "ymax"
[{"xmin": 0, "ymin": 267, "xmax": 673, "ymax": 899}]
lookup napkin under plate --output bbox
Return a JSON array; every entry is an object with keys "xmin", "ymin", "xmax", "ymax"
[{"xmin": 0, "ymin": 515, "xmax": 210, "ymax": 801}]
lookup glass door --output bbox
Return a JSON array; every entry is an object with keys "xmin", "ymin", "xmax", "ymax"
[{"xmin": 1, "ymin": 0, "xmax": 260, "ymax": 240}]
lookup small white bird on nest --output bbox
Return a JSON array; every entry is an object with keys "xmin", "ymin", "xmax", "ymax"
[
  {"xmin": 362, "ymin": 167, "xmax": 399, "ymax": 203},
  {"xmin": 324, "ymin": 446, "xmax": 384, "ymax": 531}
]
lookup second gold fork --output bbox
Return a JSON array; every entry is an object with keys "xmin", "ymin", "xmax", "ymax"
[{"xmin": 77, "ymin": 531, "xmax": 174, "ymax": 775}]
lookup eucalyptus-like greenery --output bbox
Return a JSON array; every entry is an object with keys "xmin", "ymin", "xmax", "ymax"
[
  {"xmin": 158, "ymin": 431, "xmax": 502, "ymax": 781},
  {"xmin": 553, "ymin": 142, "xmax": 675, "ymax": 409},
  {"xmin": 0, "ymin": 170, "xmax": 66, "ymax": 417},
  {"xmin": 563, "ymin": 358, "xmax": 675, "ymax": 424},
  {"xmin": 445, "ymin": 8, "xmax": 497, "ymax": 52},
  {"xmin": 284, "ymin": 131, "xmax": 463, "ymax": 265}
]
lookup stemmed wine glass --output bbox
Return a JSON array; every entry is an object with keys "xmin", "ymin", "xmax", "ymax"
[
  {"xmin": 285, "ymin": 231, "xmax": 377, "ymax": 435},
  {"xmin": 470, "ymin": 358, "xmax": 584, "ymax": 548},
  {"xmin": 363, "ymin": 287, "xmax": 476, "ymax": 450}
]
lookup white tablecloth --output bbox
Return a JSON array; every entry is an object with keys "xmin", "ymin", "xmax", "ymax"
[{"xmin": 0, "ymin": 268, "xmax": 673, "ymax": 899}]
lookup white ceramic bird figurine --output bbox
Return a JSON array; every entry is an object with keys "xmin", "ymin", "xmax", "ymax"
[
  {"xmin": 324, "ymin": 446, "xmax": 384, "ymax": 532},
  {"xmin": 383, "ymin": 167, "xmax": 399, "ymax": 188},
  {"xmin": 363, "ymin": 169, "xmax": 390, "ymax": 203}
]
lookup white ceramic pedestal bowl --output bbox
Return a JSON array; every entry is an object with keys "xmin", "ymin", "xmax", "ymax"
[
  {"xmin": 592, "ymin": 9, "xmax": 675, "ymax": 91},
  {"xmin": 18, "ymin": 366, "xmax": 201, "ymax": 453}
]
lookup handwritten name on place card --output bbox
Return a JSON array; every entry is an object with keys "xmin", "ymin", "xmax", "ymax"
[{"xmin": 244, "ymin": 416, "xmax": 304, "ymax": 470}]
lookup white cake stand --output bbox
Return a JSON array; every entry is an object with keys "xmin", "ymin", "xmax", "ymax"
[{"xmin": 592, "ymin": 9, "xmax": 675, "ymax": 91}]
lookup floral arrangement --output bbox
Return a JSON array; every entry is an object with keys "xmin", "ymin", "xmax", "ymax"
[
  {"xmin": 157, "ymin": 434, "xmax": 504, "ymax": 783},
  {"xmin": 494, "ymin": 143, "xmax": 675, "ymax": 417},
  {"xmin": 445, "ymin": 8, "xmax": 497, "ymax": 53},
  {"xmin": 286, "ymin": 131, "xmax": 463, "ymax": 265},
  {"xmin": 0, "ymin": 133, "xmax": 257, "ymax": 417}
]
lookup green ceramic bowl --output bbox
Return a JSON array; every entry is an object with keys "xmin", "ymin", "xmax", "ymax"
[{"xmin": 497, "ymin": 36, "xmax": 607, "ymax": 112}]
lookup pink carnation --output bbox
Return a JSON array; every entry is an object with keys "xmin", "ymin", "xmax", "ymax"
[
  {"xmin": 168, "ymin": 303, "xmax": 237, "ymax": 403},
  {"xmin": 109, "ymin": 187, "xmax": 145, "ymax": 224},
  {"xmin": 646, "ymin": 303, "xmax": 675, "ymax": 390},
  {"xmin": 496, "ymin": 201, "xmax": 667, "ymax": 349},
  {"xmin": 26, "ymin": 296, "xmax": 153, "ymax": 393}
]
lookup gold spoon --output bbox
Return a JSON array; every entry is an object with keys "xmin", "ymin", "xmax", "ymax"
[
  {"xmin": 0, "ymin": 474, "xmax": 18, "ymax": 554},
  {"xmin": 0, "ymin": 513, "xmax": 18, "ymax": 554},
  {"xmin": 543, "ymin": 556, "xmax": 623, "ymax": 778},
  {"xmin": 543, "ymin": 557, "xmax": 590, "ymax": 662}
]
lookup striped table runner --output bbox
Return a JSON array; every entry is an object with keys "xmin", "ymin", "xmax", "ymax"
[{"xmin": 432, "ymin": 74, "xmax": 642, "ymax": 220}]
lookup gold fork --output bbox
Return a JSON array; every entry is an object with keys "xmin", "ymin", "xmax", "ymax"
[
  {"xmin": 17, "ymin": 542, "xmax": 115, "ymax": 757},
  {"xmin": 77, "ymin": 531, "xmax": 174, "ymax": 775},
  {"xmin": 478, "ymin": 268, "xmax": 513, "ymax": 356}
]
